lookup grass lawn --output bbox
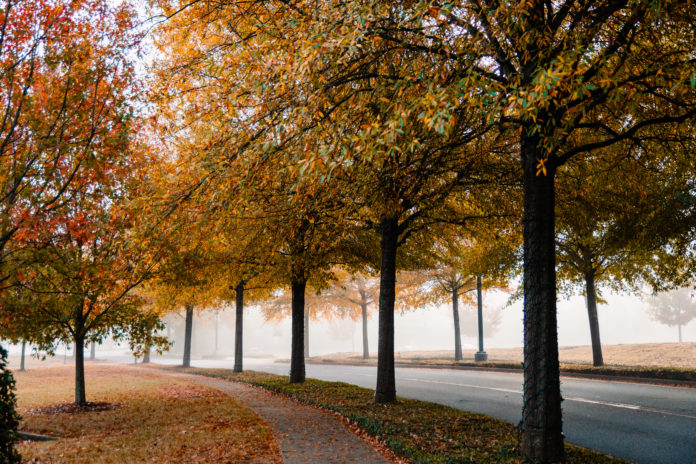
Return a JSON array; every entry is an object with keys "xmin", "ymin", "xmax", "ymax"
[
  {"xmin": 13, "ymin": 364, "xmax": 281, "ymax": 463},
  {"xmin": 173, "ymin": 367, "xmax": 630, "ymax": 464}
]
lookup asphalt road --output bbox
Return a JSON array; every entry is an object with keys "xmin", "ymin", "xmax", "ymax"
[{"xmin": 108, "ymin": 355, "xmax": 696, "ymax": 464}]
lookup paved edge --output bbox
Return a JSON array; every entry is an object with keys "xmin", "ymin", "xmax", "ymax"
[{"xmin": 302, "ymin": 360, "xmax": 696, "ymax": 388}]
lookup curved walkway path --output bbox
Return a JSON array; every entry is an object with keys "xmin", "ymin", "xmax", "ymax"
[{"xmin": 163, "ymin": 371, "xmax": 393, "ymax": 464}]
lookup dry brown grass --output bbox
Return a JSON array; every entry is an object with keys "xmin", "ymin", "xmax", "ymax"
[
  {"xmin": 326, "ymin": 342, "xmax": 696, "ymax": 369},
  {"xmin": 14, "ymin": 364, "xmax": 281, "ymax": 464}
]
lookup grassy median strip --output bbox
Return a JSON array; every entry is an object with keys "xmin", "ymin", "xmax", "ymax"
[
  {"xmin": 176, "ymin": 367, "xmax": 629, "ymax": 464},
  {"xmin": 14, "ymin": 364, "xmax": 281, "ymax": 464}
]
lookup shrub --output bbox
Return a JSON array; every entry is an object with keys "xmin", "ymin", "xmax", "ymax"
[{"xmin": 0, "ymin": 345, "xmax": 21, "ymax": 464}]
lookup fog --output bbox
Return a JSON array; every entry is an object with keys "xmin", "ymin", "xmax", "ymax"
[{"xmin": 158, "ymin": 288, "xmax": 694, "ymax": 360}]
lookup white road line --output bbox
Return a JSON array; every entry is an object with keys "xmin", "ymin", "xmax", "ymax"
[
  {"xmin": 400, "ymin": 377, "xmax": 696, "ymax": 420},
  {"xmin": 564, "ymin": 396, "xmax": 640, "ymax": 410},
  {"xmin": 401, "ymin": 377, "xmax": 520, "ymax": 394}
]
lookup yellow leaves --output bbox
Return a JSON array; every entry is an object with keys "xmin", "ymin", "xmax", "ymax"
[{"xmin": 536, "ymin": 158, "xmax": 548, "ymax": 176}]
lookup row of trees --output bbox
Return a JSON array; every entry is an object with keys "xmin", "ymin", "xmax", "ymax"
[
  {"xmin": 0, "ymin": 1, "xmax": 695, "ymax": 463},
  {"xmin": 145, "ymin": 2, "xmax": 696, "ymax": 463}
]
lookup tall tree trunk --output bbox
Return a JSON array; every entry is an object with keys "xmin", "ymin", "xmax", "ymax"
[
  {"xmin": 475, "ymin": 276, "xmax": 487, "ymax": 361},
  {"xmin": 376, "ymin": 216, "xmax": 399, "ymax": 403},
  {"xmin": 520, "ymin": 132, "xmax": 565, "ymax": 463},
  {"xmin": 142, "ymin": 345, "xmax": 151, "ymax": 364},
  {"xmin": 678, "ymin": 324, "xmax": 683, "ymax": 343},
  {"xmin": 182, "ymin": 305, "xmax": 193, "ymax": 368},
  {"xmin": 584, "ymin": 268, "xmax": 604, "ymax": 366},
  {"xmin": 290, "ymin": 277, "xmax": 306, "ymax": 383},
  {"xmin": 234, "ymin": 281, "xmax": 244, "ymax": 373},
  {"xmin": 361, "ymin": 302, "xmax": 369, "ymax": 359},
  {"xmin": 304, "ymin": 308, "xmax": 310, "ymax": 358},
  {"xmin": 452, "ymin": 290, "xmax": 463, "ymax": 361},
  {"xmin": 90, "ymin": 342, "xmax": 96, "ymax": 360},
  {"xmin": 74, "ymin": 335, "xmax": 86, "ymax": 405},
  {"xmin": 19, "ymin": 341, "xmax": 26, "ymax": 371}
]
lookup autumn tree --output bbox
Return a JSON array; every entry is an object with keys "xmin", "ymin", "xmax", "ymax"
[
  {"xmin": 323, "ymin": 272, "xmax": 380, "ymax": 359},
  {"xmin": 0, "ymin": 0, "xmax": 175, "ymax": 406},
  {"xmin": 647, "ymin": 287, "xmax": 696, "ymax": 343},
  {"xmin": 557, "ymin": 148, "xmax": 696, "ymax": 366},
  {"xmin": 0, "ymin": 0, "xmax": 147, "ymax": 386},
  {"xmin": 0, "ymin": 158, "xmax": 168, "ymax": 405},
  {"xmin": 149, "ymin": 0, "xmax": 518, "ymax": 397}
]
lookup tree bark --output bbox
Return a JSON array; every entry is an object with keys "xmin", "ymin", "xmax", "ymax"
[
  {"xmin": 182, "ymin": 305, "xmax": 193, "ymax": 368},
  {"xmin": 376, "ymin": 216, "xmax": 399, "ymax": 403},
  {"xmin": 452, "ymin": 290, "xmax": 463, "ymax": 361},
  {"xmin": 304, "ymin": 307, "xmax": 309, "ymax": 358},
  {"xmin": 142, "ymin": 345, "xmax": 151, "ymax": 364},
  {"xmin": 584, "ymin": 268, "xmax": 604, "ymax": 366},
  {"xmin": 90, "ymin": 341, "xmax": 96, "ymax": 360},
  {"xmin": 361, "ymin": 302, "xmax": 369, "ymax": 359},
  {"xmin": 520, "ymin": 132, "xmax": 565, "ymax": 463},
  {"xmin": 234, "ymin": 281, "xmax": 244, "ymax": 373},
  {"xmin": 19, "ymin": 341, "xmax": 26, "ymax": 371},
  {"xmin": 290, "ymin": 277, "xmax": 307, "ymax": 383},
  {"xmin": 678, "ymin": 324, "xmax": 683, "ymax": 343},
  {"xmin": 74, "ymin": 335, "xmax": 86, "ymax": 405}
]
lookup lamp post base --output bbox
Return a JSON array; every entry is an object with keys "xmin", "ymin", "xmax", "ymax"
[{"xmin": 474, "ymin": 351, "xmax": 488, "ymax": 362}]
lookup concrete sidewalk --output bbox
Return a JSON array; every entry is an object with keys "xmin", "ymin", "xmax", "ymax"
[{"xmin": 167, "ymin": 372, "xmax": 394, "ymax": 464}]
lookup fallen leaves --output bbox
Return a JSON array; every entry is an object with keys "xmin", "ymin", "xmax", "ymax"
[{"xmin": 15, "ymin": 364, "xmax": 282, "ymax": 463}]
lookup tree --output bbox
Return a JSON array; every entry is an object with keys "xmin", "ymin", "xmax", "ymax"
[
  {"xmin": 0, "ymin": 0, "xmax": 175, "ymax": 406},
  {"xmin": 398, "ymin": 229, "xmax": 517, "ymax": 361},
  {"xmin": 0, "ymin": 0, "xmax": 148, "ymax": 411},
  {"xmin": 0, "ymin": 164, "xmax": 168, "ymax": 404},
  {"xmin": 647, "ymin": 287, "xmax": 696, "ymax": 342},
  {"xmin": 323, "ymin": 272, "xmax": 379, "ymax": 359},
  {"xmin": 150, "ymin": 0, "xmax": 517, "ymax": 398},
  {"xmin": 557, "ymin": 150, "xmax": 696, "ymax": 366}
]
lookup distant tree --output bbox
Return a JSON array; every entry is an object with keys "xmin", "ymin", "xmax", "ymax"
[
  {"xmin": 323, "ymin": 272, "xmax": 379, "ymax": 359},
  {"xmin": 398, "ymin": 229, "xmax": 517, "ymax": 361},
  {"xmin": 556, "ymin": 148, "xmax": 696, "ymax": 366},
  {"xmin": 647, "ymin": 288, "xmax": 696, "ymax": 343},
  {"xmin": 261, "ymin": 282, "xmax": 340, "ymax": 359}
]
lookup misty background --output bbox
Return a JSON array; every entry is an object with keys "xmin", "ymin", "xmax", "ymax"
[
  {"xmin": 155, "ymin": 287, "xmax": 693, "ymax": 359},
  {"xmin": 5, "ymin": 286, "xmax": 693, "ymax": 360}
]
